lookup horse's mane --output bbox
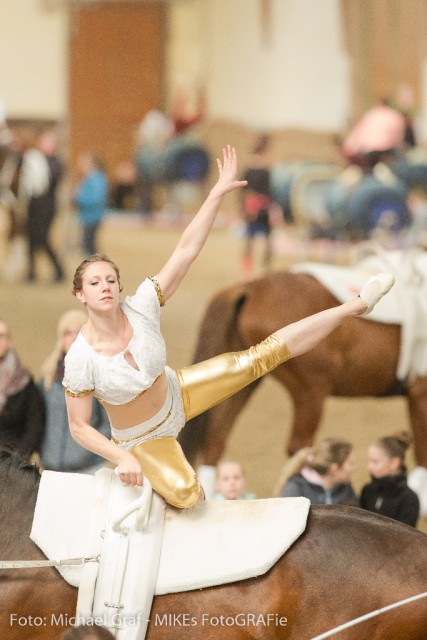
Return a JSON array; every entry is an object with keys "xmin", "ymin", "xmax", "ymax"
[
  {"xmin": 0, "ymin": 446, "xmax": 40, "ymax": 494},
  {"xmin": 0, "ymin": 447, "xmax": 41, "ymax": 557}
]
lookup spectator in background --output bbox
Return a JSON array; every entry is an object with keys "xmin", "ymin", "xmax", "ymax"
[
  {"xmin": 26, "ymin": 129, "xmax": 65, "ymax": 283},
  {"xmin": 170, "ymin": 81, "xmax": 206, "ymax": 135},
  {"xmin": 342, "ymin": 97, "xmax": 406, "ymax": 173},
  {"xmin": 0, "ymin": 318, "xmax": 45, "ymax": 459},
  {"xmin": 110, "ymin": 161, "xmax": 137, "ymax": 212},
  {"xmin": 39, "ymin": 310, "xmax": 110, "ymax": 473},
  {"xmin": 135, "ymin": 110, "xmax": 174, "ymax": 216},
  {"xmin": 73, "ymin": 152, "xmax": 108, "ymax": 256},
  {"xmin": 212, "ymin": 459, "xmax": 256, "ymax": 500},
  {"xmin": 0, "ymin": 125, "xmax": 50, "ymax": 281},
  {"xmin": 274, "ymin": 438, "xmax": 358, "ymax": 506},
  {"xmin": 241, "ymin": 134, "xmax": 273, "ymax": 280},
  {"xmin": 360, "ymin": 431, "xmax": 419, "ymax": 527}
]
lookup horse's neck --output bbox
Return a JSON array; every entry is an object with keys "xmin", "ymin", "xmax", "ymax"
[{"xmin": 0, "ymin": 474, "xmax": 39, "ymax": 553}]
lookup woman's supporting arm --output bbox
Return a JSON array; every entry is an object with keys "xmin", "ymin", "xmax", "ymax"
[{"xmin": 65, "ymin": 393, "xmax": 143, "ymax": 485}]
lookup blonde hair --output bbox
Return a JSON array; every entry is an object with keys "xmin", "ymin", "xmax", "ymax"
[
  {"xmin": 273, "ymin": 439, "xmax": 353, "ymax": 497},
  {"xmin": 40, "ymin": 309, "xmax": 88, "ymax": 389}
]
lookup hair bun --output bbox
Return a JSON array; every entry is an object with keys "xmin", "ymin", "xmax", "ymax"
[{"xmin": 391, "ymin": 430, "xmax": 413, "ymax": 450}]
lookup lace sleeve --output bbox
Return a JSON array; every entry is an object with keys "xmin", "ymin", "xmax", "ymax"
[{"xmin": 124, "ymin": 278, "xmax": 165, "ymax": 319}]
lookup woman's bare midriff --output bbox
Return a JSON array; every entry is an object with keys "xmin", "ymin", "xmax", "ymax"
[{"xmin": 100, "ymin": 370, "xmax": 169, "ymax": 429}]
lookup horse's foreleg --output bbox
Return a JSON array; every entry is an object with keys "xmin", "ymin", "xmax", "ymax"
[
  {"xmin": 272, "ymin": 366, "xmax": 328, "ymax": 456},
  {"xmin": 407, "ymin": 378, "xmax": 427, "ymax": 516},
  {"xmin": 407, "ymin": 377, "xmax": 427, "ymax": 467},
  {"xmin": 287, "ymin": 390, "xmax": 326, "ymax": 456}
]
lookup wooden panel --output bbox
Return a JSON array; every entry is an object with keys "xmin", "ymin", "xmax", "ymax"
[
  {"xmin": 68, "ymin": 2, "xmax": 166, "ymax": 178},
  {"xmin": 340, "ymin": 0, "xmax": 426, "ymax": 121}
]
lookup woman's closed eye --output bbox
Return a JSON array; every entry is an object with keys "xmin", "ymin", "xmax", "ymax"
[{"xmin": 90, "ymin": 279, "xmax": 116, "ymax": 286}]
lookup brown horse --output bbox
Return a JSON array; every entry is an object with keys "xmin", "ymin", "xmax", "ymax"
[
  {"xmin": 0, "ymin": 448, "xmax": 427, "ymax": 640},
  {"xmin": 178, "ymin": 270, "xmax": 427, "ymax": 472}
]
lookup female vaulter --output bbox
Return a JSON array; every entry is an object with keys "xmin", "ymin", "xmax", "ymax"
[{"xmin": 63, "ymin": 146, "xmax": 395, "ymax": 510}]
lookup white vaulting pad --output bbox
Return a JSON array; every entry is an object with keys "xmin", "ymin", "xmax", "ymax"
[{"xmin": 30, "ymin": 470, "xmax": 310, "ymax": 595}]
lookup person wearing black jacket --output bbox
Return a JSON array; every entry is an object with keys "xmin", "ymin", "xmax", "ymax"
[
  {"xmin": 26, "ymin": 130, "xmax": 65, "ymax": 283},
  {"xmin": 360, "ymin": 431, "xmax": 419, "ymax": 527},
  {"xmin": 0, "ymin": 318, "xmax": 45, "ymax": 459}
]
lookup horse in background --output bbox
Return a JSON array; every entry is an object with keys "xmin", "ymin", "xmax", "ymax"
[
  {"xmin": 0, "ymin": 447, "xmax": 427, "ymax": 639},
  {"xmin": 178, "ymin": 270, "xmax": 427, "ymax": 480}
]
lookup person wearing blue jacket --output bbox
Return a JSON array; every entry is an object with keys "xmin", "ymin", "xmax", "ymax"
[
  {"xmin": 39, "ymin": 309, "xmax": 110, "ymax": 473},
  {"xmin": 73, "ymin": 152, "xmax": 108, "ymax": 257},
  {"xmin": 275, "ymin": 438, "xmax": 358, "ymax": 506}
]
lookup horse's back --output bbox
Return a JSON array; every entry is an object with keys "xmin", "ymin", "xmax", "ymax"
[{"xmin": 150, "ymin": 506, "xmax": 427, "ymax": 639}]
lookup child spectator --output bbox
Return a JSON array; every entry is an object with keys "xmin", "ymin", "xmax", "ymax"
[
  {"xmin": 212, "ymin": 460, "xmax": 256, "ymax": 500},
  {"xmin": 241, "ymin": 134, "xmax": 273, "ymax": 280},
  {"xmin": 73, "ymin": 152, "xmax": 108, "ymax": 257}
]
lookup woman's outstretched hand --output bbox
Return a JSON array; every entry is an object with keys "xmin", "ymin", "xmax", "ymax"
[{"xmin": 211, "ymin": 145, "xmax": 248, "ymax": 196}]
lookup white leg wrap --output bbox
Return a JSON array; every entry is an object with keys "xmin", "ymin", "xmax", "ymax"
[
  {"xmin": 408, "ymin": 466, "xmax": 427, "ymax": 517},
  {"xmin": 197, "ymin": 464, "xmax": 217, "ymax": 499}
]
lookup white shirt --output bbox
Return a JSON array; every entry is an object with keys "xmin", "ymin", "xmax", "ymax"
[{"xmin": 63, "ymin": 278, "xmax": 166, "ymax": 404}]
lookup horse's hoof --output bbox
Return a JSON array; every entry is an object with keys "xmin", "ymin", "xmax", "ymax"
[{"xmin": 358, "ymin": 272, "xmax": 395, "ymax": 315}]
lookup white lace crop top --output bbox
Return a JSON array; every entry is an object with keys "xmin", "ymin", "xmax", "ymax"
[{"xmin": 62, "ymin": 277, "xmax": 167, "ymax": 405}]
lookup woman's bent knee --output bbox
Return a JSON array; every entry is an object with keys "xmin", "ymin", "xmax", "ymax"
[
  {"xmin": 130, "ymin": 437, "xmax": 202, "ymax": 509},
  {"xmin": 166, "ymin": 477, "xmax": 203, "ymax": 509}
]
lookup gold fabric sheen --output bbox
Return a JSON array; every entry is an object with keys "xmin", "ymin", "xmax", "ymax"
[
  {"xmin": 131, "ymin": 437, "xmax": 202, "ymax": 509},
  {"xmin": 177, "ymin": 334, "xmax": 291, "ymax": 420}
]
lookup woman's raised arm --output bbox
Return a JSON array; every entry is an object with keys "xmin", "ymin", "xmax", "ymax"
[{"xmin": 154, "ymin": 145, "xmax": 247, "ymax": 302}]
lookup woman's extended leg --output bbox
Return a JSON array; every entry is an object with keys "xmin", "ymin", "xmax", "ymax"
[
  {"xmin": 178, "ymin": 273, "xmax": 394, "ymax": 421},
  {"xmin": 277, "ymin": 272, "xmax": 394, "ymax": 357}
]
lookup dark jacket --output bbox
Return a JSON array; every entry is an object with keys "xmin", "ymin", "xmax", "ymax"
[
  {"xmin": 360, "ymin": 473, "xmax": 419, "ymax": 527},
  {"xmin": 281, "ymin": 474, "xmax": 359, "ymax": 506},
  {"xmin": 0, "ymin": 379, "xmax": 46, "ymax": 457}
]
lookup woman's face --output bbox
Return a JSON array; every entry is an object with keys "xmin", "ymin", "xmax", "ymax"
[
  {"xmin": 367, "ymin": 444, "xmax": 400, "ymax": 478},
  {"xmin": 62, "ymin": 323, "xmax": 84, "ymax": 354},
  {"xmin": 76, "ymin": 262, "xmax": 120, "ymax": 312},
  {"xmin": 330, "ymin": 452, "xmax": 357, "ymax": 486}
]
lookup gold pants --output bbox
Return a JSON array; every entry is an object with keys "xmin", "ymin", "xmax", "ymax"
[{"xmin": 131, "ymin": 334, "xmax": 291, "ymax": 509}]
